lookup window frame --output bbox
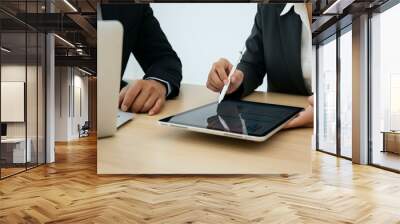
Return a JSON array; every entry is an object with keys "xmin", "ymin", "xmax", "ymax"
[
  {"xmin": 315, "ymin": 24, "xmax": 353, "ymax": 160},
  {"xmin": 0, "ymin": 0, "xmax": 48, "ymax": 180},
  {"xmin": 367, "ymin": 0, "xmax": 400, "ymax": 173}
]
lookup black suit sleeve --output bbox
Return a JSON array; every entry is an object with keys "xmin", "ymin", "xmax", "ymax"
[
  {"xmin": 132, "ymin": 6, "xmax": 182, "ymax": 99},
  {"xmin": 232, "ymin": 5, "xmax": 266, "ymax": 98},
  {"xmin": 102, "ymin": 4, "xmax": 182, "ymax": 99}
]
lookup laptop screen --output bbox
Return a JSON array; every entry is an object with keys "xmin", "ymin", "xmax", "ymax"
[{"xmin": 1, "ymin": 123, "xmax": 7, "ymax": 137}]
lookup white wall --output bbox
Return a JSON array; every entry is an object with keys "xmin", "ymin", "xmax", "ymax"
[
  {"xmin": 54, "ymin": 67, "xmax": 70, "ymax": 141},
  {"xmin": 1, "ymin": 64, "xmax": 46, "ymax": 164},
  {"xmin": 1, "ymin": 82, "xmax": 25, "ymax": 122},
  {"xmin": 1, "ymin": 66, "xmax": 26, "ymax": 140},
  {"xmin": 123, "ymin": 3, "xmax": 258, "ymax": 88},
  {"xmin": 54, "ymin": 67, "xmax": 89, "ymax": 141},
  {"xmin": 75, "ymin": 74, "xmax": 89, "ymax": 123},
  {"xmin": 1, "ymin": 65, "xmax": 39, "ymax": 138},
  {"xmin": 71, "ymin": 74, "xmax": 89, "ymax": 138}
]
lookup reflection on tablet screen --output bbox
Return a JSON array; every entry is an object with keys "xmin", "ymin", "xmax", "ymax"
[{"xmin": 163, "ymin": 100, "xmax": 302, "ymax": 137}]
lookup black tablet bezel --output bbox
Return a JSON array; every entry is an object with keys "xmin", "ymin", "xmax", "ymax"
[{"xmin": 159, "ymin": 100, "xmax": 303, "ymax": 137}]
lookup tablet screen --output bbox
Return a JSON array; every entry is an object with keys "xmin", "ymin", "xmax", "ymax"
[{"xmin": 160, "ymin": 100, "xmax": 303, "ymax": 137}]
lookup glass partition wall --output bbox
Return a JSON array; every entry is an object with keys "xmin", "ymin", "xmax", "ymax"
[
  {"xmin": 317, "ymin": 35, "xmax": 337, "ymax": 155},
  {"xmin": 316, "ymin": 0, "xmax": 400, "ymax": 172},
  {"xmin": 0, "ymin": 1, "xmax": 46, "ymax": 179},
  {"xmin": 339, "ymin": 27, "xmax": 352, "ymax": 159},
  {"xmin": 370, "ymin": 2, "xmax": 400, "ymax": 172},
  {"xmin": 316, "ymin": 26, "xmax": 353, "ymax": 159}
]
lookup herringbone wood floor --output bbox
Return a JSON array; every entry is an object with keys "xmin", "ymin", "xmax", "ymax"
[{"xmin": 1, "ymin": 135, "xmax": 400, "ymax": 224}]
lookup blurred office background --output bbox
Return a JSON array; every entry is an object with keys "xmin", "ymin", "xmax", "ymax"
[
  {"xmin": 123, "ymin": 3, "xmax": 267, "ymax": 90},
  {"xmin": 370, "ymin": 5, "xmax": 400, "ymax": 170},
  {"xmin": 0, "ymin": 0, "xmax": 97, "ymax": 179},
  {"xmin": 314, "ymin": 0, "xmax": 400, "ymax": 171}
]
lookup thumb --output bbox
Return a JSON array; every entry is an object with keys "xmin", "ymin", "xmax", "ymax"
[
  {"xmin": 284, "ymin": 106, "xmax": 313, "ymax": 129},
  {"xmin": 284, "ymin": 116, "xmax": 302, "ymax": 129},
  {"xmin": 227, "ymin": 71, "xmax": 243, "ymax": 94},
  {"xmin": 308, "ymin": 95, "xmax": 314, "ymax": 106}
]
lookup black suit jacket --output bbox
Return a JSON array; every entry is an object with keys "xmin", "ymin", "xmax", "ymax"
[
  {"xmin": 101, "ymin": 4, "xmax": 182, "ymax": 98},
  {"xmin": 233, "ymin": 4, "xmax": 311, "ymax": 98}
]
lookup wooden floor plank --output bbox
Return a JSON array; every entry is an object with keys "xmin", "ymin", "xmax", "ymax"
[{"xmin": 0, "ymin": 135, "xmax": 400, "ymax": 223}]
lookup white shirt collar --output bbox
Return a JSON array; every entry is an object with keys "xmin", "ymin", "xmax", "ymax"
[
  {"xmin": 280, "ymin": 3, "xmax": 311, "ymax": 31},
  {"xmin": 280, "ymin": 3, "xmax": 295, "ymax": 16}
]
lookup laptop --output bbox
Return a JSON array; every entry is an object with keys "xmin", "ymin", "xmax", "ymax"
[
  {"xmin": 1, "ymin": 123, "xmax": 6, "ymax": 140},
  {"xmin": 159, "ymin": 100, "xmax": 303, "ymax": 142},
  {"xmin": 97, "ymin": 20, "xmax": 133, "ymax": 138}
]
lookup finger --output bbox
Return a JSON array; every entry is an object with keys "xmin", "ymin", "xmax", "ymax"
[
  {"xmin": 227, "ymin": 71, "xmax": 243, "ymax": 94},
  {"xmin": 211, "ymin": 66, "xmax": 228, "ymax": 88},
  {"xmin": 284, "ymin": 109, "xmax": 310, "ymax": 129},
  {"xmin": 284, "ymin": 114, "xmax": 305, "ymax": 129},
  {"xmin": 308, "ymin": 95, "xmax": 314, "ymax": 106},
  {"xmin": 119, "ymin": 87, "xmax": 127, "ymax": 107},
  {"xmin": 209, "ymin": 70, "xmax": 225, "ymax": 90},
  {"xmin": 214, "ymin": 59, "xmax": 229, "ymax": 79},
  {"xmin": 207, "ymin": 80, "xmax": 219, "ymax": 92},
  {"xmin": 215, "ymin": 65, "xmax": 229, "ymax": 84},
  {"xmin": 219, "ymin": 58, "xmax": 232, "ymax": 70},
  {"xmin": 131, "ymin": 86, "xmax": 151, "ymax": 113},
  {"xmin": 227, "ymin": 62, "xmax": 233, "ymax": 72},
  {"xmin": 141, "ymin": 93, "xmax": 159, "ymax": 113},
  {"xmin": 227, "ymin": 85, "xmax": 238, "ymax": 94},
  {"xmin": 149, "ymin": 98, "xmax": 165, "ymax": 116},
  {"xmin": 121, "ymin": 82, "xmax": 142, "ymax": 112},
  {"xmin": 284, "ymin": 106, "xmax": 313, "ymax": 129},
  {"xmin": 220, "ymin": 59, "xmax": 233, "ymax": 81}
]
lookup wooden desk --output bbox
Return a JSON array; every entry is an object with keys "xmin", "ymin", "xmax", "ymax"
[
  {"xmin": 1, "ymin": 138, "xmax": 32, "ymax": 164},
  {"xmin": 381, "ymin": 131, "xmax": 400, "ymax": 154},
  {"xmin": 98, "ymin": 84, "xmax": 312, "ymax": 174}
]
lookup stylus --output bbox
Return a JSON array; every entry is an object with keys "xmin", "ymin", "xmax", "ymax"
[{"xmin": 218, "ymin": 46, "xmax": 246, "ymax": 104}]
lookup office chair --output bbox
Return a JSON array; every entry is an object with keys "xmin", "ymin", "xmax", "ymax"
[{"xmin": 79, "ymin": 121, "xmax": 90, "ymax": 138}]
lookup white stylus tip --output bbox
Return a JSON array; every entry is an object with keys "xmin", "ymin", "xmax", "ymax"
[
  {"xmin": 218, "ymin": 84, "xmax": 229, "ymax": 103},
  {"xmin": 218, "ymin": 96, "xmax": 223, "ymax": 104}
]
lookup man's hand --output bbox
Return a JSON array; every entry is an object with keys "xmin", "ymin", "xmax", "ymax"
[
  {"xmin": 119, "ymin": 79, "xmax": 167, "ymax": 115},
  {"xmin": 207, "ymin": 58, "xmax": 244, "ymax": 94},
  {"xmin": 284, "ymin": 95, "xmax": 314, "ymax": 129}
]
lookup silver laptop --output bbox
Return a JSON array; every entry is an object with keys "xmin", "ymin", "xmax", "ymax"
[{"xmin": 97, "ymin": 20, "xmax": 133, "ymax": 138}]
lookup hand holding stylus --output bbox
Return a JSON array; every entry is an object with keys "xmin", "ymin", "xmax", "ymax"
[
  {"xmin": 217, "ymin": 48, "xmax": 245, "ymax": 103},
  {"xmin": 206, "ymin": 58, "xmax": 244, "ymax": 96}
]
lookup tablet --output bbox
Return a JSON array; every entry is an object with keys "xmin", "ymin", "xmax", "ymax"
[{"xmin": 159, "ymin": 100, "xmax": 303, "ymax": 141}]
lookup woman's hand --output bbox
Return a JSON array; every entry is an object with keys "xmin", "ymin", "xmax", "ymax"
[
  {"xmin": 284, "ymin": 95, "xmax": 314, "ymax": 129},
  {"xmin": 206, "ymin": 58, "xmax": 244, "ymax": 94}
]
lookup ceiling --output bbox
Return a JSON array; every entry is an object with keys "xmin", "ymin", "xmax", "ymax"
[
  {"xmin": 0, "ymin": 0, "xmax": 97, "ymax": 74},
  {"xmin": 312, "ymin": 0, "xmax": 392, "ymax": 43},
  {"xmin": 1, "ymin": 0, "xmax": 396, "ymax": 74}
]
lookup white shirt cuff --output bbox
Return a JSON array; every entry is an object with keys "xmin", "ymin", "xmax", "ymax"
[{"xmin": 145, "ymin": 77, "xmax": 172, "ymax": 97}]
